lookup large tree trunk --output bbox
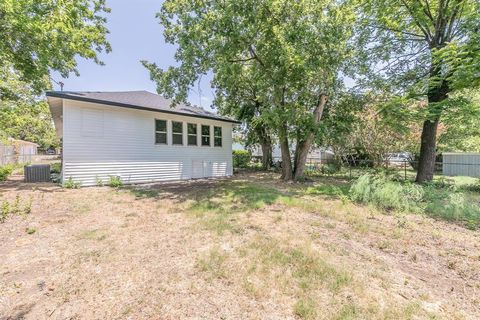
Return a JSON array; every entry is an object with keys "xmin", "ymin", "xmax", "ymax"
[
  {"xmin": 415, "ymin": 119, "xmax": 440, "ymax": 183},
  {"xmin": 255, "ymin": 125, "xmax": 273, "ymax": 170},
  {"xmin": 293, "ymin": 94, "xmax": 328, "ymax": 180},
  {"xmin": 278, "ymin": 124, "xmax": 293, "ymax": 180},
  {"xmin": 415, "ymin": 68, "xmax": 449, "ymax": 183},
  {"xmin": 260, "ymin": 139, "xmax": 273, "ymax": 169}
]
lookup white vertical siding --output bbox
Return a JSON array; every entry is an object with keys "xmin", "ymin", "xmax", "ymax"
[
  {"xmin": 443, "ymin": 153, "xmax": 480, "ymax": 177},
  {"xmin": 62, "ymin": 100, "xmax": 233, "ymax": 186}
]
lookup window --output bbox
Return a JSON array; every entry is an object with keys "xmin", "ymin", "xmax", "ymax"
[
  {"xmin": 201, "ymin": 125, "xmax": 210, "ymax": 146},
  {"xmin": 155, "ymin": 119, "xmax": 167, "ymax": 144},
  {"xmin": 172, "ymin": 121, "xmax": 183, "ymax": 145},
  {"xmin": 214, "ymin": 126, "xmax": 222, "ymax": 147},
  {"xmin": 187, "ymin": 123, "xmax": 198, "ymax": 146}
]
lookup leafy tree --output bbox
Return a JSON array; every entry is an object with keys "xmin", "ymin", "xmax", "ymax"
[
  {"xmin": 0, "ymin": 100, "xmax": 59, "ymax": 150},
  {"xmin": 358, "ymin": 0, "xmax": 480, "ymax": 182},
  {"xmin": 0, "ymin": 0, "xmax": 111, "ymax": 95},
  {"xmin": 144, "ymin": 0, "xmax": 356, "ymax": 180}
]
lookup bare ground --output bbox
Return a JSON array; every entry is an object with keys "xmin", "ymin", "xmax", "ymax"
[{"xmin": 0, "ymin": 172, "xmax": 479, "ymax": 319}]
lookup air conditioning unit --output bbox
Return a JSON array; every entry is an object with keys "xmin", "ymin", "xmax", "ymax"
[{"xmin": 24, "ymin": 164, "xmax": 51, "ymax": 183}]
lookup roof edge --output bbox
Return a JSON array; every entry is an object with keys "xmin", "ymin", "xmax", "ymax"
[{"xmin": 46, "ymin": 91, "xmax": 241, "ymax": 124}]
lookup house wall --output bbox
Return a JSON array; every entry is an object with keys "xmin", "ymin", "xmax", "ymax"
[
  {"xmin": 443, "ymin": 153, "xmax": 480, "ymax": 178},
  {"xmin": 62, "ymin": 100, "xmax": 234, "ymax": 186}
]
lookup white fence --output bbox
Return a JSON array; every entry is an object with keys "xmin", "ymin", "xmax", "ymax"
[
  {"xmin": 0, "ymin": 145, "xmax": 35, "ymax": 165},
  {"xmin": 443, "ymin": 153, "xmax": 480, "ymax": 178}
]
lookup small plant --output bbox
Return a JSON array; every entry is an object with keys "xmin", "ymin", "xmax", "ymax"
[
  {"xmin": 50, "ymin": 163, "xmax": 62, "ymax": 174},
  {"xmin": 95, "ymin": 176, "xmax": 104, "ymax": 186},
  {"xmin": 25, "ymin": 227, "xmax": 36, "ymax": 235},
  {"xmin": 0, "ymin": 164, "xmax": 14, "ymax": 181},
  {"xmin": 23, "ymin": 196, "xmax": 33, "ymax": 214},
  {"xmin": 11, "ymin": 195, "xmax": 21, "ymax": 214},
  {"xmin": 63, "ymin": 177, "xmax": 81, "ymax": 189},
  {"xmin": 108, "ymin": 175, "xmax": 123, "ymax": 188},
  {"xmin": 1, "ymin": 201, "xmax": 9, "ymax": 222}
]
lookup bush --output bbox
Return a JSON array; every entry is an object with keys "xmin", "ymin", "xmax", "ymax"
[
  {"xmin": 350, "ymin": 173, "xmax": 480, "ymax": 229},
  {"xmin": 63, "ymin": 177, "xmax": 81, "ymax": 189},
  {"xmin": 320, "ymin": 163, "xmax": 341, "ymax": 175},
  {"xmin": 50, "ymin": 162, "xmax": 62, "ymax": 174},
  {"xmin": 0, "ymin": 164, "xmax": 14, "ymax": 181},
  {"xmin": 108, "ymin": 175, "xmax": 123, "ymax": 188},
  {"xmin": 350, "ymin": 174, "xmax": 423, "ymax": 212},
  {"xmin": 233, "ymin": 150, "xmax": 251, "ymax": 168}
]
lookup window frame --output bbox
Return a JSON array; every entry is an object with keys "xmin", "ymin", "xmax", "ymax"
[
  {"xmin": 171, "ymin": 121, "xmax": 184, "ymax": 146},
  {"xmin": 187, "ymin": 123, "xmax": 198, "ymax": 146},
  {"xmin": 201, "ymin": 124, "xmax": 211, "ymax": 147},
  {"xmin": 154, "ymin": 119, "xmax": 167, "ymax": 145},
  {"xmin": 214, "ymin": 126, "xmax": 222, "ymax": 147}
]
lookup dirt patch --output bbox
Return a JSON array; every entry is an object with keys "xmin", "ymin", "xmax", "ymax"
[{"xmin": 0, "ymin": 172, "xmax": 479, "ymax": 319}]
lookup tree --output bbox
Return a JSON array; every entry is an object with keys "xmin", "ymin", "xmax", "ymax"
[
  {"xmin": 0, "ymin": 0, "xmax": 111, "ymax": 95},
  {"xmin": 214, "ymin": 67, "xmax": 274, "ymax": 170},
  {"xmin": 144, "ymin": 0, "xmax": 356, "ymax": 180},
  {"xmin": 0, "ymin": 100, "xmax": 59, "ymax": 150},
  {"xmin": 359, "ymin": 0, "xmax": 480, "ymax": 182}
]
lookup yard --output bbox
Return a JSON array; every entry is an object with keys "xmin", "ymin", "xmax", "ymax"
[{"xmin": 1, "ymin": 172, "xmax": 479, "ymax": 319}]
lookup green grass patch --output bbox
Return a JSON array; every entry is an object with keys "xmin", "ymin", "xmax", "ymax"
[{"xmin": 350, "ymin": 173, "xmax": 480, "ymax": 229}]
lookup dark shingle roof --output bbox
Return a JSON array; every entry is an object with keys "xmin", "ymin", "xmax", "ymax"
[{"xmin": 46, "ymin": 90, "xmax": 240, "ymax": 124}]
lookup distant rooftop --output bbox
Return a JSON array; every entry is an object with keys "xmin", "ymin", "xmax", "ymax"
[{"xmin": 46, "ymin": 90, "xmax": 240, "ymax": 124}]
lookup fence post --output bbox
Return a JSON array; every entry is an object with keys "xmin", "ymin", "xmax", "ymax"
[{"xmin": 404, "ymin": 160, "xmax": 407, "ymax": 181}]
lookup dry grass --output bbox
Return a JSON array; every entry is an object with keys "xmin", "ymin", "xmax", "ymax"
[{"xmin": 0, "ymin": 172, "xmax": 479, "ymax": 319}]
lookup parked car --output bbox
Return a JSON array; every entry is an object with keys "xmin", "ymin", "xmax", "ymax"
[
  {"xmin": 384, "ymin": 152, "xmax": 412, "ymax": 166},
  {"xmin": 45, "ymin": 147, "xmax": 56, "ymax": 155}
]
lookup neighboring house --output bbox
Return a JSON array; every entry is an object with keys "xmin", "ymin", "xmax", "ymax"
[
  {"xmin": 11, "ymin": 139, "xmax": 38, "ymax": 156},
  {"xmin": 47, "ymin": 91, "xmax": 240, "ymax": 186}
]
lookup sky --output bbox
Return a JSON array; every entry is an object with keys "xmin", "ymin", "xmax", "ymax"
[{"xmin": 51, "ymin": 0, "xmax": 215, "ymax": 109}]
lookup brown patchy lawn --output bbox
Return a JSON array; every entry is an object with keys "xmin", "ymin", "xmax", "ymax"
[{"xmin": 0, "ymin": 172, "xmax": 479, "ymax": 319}]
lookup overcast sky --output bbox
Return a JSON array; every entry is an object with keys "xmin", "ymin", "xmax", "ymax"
[{"xmin": 51, "ymin": 0, "xmax": 215, "ymax": 109}]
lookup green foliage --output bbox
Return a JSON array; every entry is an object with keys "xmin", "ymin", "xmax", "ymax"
[
  {"xmin": 320, "ymin": 164, "xmax": 341, "ymax": 175},
  {"xmin": 63, "ymin": 177, "xmax": 81, "ymax": 189},
  {"xmin": 0, "ymin": 0, "xmax": 111, "ymax": 94},
  {"xmin": 144, "ymin": 0, "xmax": 358, "ymax": 180},
  {"xmin": 0, "ymin": 100, "xmax": 59, "ymax": 149},
  {"xmin": 233, "ymin": 150, "xmax": 252, "ymax": 168},
  {"xmin": 50, "ymin": 163, "xmax": 61, "ymax": 174},
  {"xmin": 350, "ymin": 174, "xmax": 423, "ymax": 212},
  {"xmin": 350, "ymin": 174, "xmax": 480, "ymax": 229},
  {"xmin": 108, "ymin": 176, "xmax": 123, "ymax": 188},
  {"xmin": 0, "ymin": 164, "xmax": 14, "ymax": 181},
  {"xmin": 0, "ymin": 195, "xmax": 34, "ymax": 222}
]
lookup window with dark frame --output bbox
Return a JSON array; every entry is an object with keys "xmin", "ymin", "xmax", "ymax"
[
  {"xmin": 214, "ymin": 126, "xmax": 222, "ymax": 147},
  {"xmin": 187, "ymin": 123, "xmax": 198, "ymax": 146},
  {"xmin": 155, "ymin": 119, "xmax": 167, "ymax": 144},
  {"xmin": 172, "ymin": 121, "xmax": 183, "ymax": 145},
  {"xmin": 201, "ymin": 125, "xmax": 210, "ymax": 146}
]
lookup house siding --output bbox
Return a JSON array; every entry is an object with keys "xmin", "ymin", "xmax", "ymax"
[{"xmin": 62, "ymin": 100, "xmax": 233, "ymax": 186}]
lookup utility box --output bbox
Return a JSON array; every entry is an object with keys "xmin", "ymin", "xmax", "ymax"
[{"xmin": 24, "ymin": 164, "xmax": 51, "ymax": 182}]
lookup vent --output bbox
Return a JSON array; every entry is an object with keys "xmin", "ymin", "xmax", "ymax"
[{"xmin": 24, "ymin": 164, "xmax": 51, "ymax": 183}]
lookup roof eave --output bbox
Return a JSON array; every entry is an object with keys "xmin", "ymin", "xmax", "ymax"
[{"xmin": 45, "ymin": 91, "xmax": 242, "ymax": 124}]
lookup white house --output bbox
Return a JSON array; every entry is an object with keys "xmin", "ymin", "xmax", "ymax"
[{"xmin": 47, "ymin": 91, "xmax": 240, "ymax": 186}]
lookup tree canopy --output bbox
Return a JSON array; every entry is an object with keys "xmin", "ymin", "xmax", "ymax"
[
  {"xmin": 144, "ymin": 0, "xmax": 357, "ymax": 180},
  {"xmin": 0, "ymin": 0, "xmax": 111, "ymax": 95}
]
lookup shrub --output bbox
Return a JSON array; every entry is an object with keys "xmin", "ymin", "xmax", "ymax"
[
  {"xmin": 233, "ymin": 150, "xmax": 251, "ymax": 168},
  {"xmin": 50, "ymin": 163, "xmax": 62, "ymax": 174},
  {"xmin": 0, "ymin": 164, "xmax": 14, "ymax": 181},
  {"xmin": 63, "ymin": 177, "xmax": 81, "ymax": 189},
  {"xmin": 350, "ymin": 173, "xmax": 480, "ymax": 229},
  {"xmin": 108, "ymin": 175, "xmax": 123, "ymax": 188},
  {"xmin": 320, "ymin": 163, "xmax": 340, "ymax": 175},
  {"xmin": 350, "ymin": 174, "xmax": 423, "ymax": 212}
]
